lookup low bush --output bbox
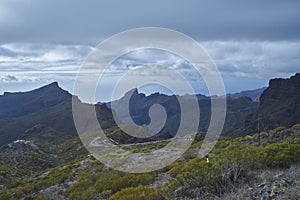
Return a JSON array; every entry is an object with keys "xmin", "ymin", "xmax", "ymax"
[
  {"xmin": 275, "ymin": 126, "xmax": 286, "ymax": 132},
  {"xmin": 293, "ymin": 123, "xmax": 300, "ymax": 129},
  {"xmin": 109, "ymin": 186, "xmax": 159, "ymax": 200}
]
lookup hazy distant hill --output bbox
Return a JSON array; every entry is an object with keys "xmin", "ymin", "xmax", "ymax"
[{"xmin": 227, "ymin": 87, "xmax": 267, "ymax": 101}]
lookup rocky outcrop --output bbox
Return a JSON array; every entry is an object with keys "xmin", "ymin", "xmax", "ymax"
[{"xmin": 245, "ymin": 73, "xmax": 300, "ymax": 134}]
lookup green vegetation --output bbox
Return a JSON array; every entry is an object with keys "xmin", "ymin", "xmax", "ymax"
[
  {"xmin": 293, "ymin": 123, "xmax": 300, "ymax": 129},
  {"xmin": 1, "ymin": 125, "xmax": 299, "ymax": 199},
  {"xmin": 168, "ymin": 158, "xmax": 221, "ymax": 194},
  {"xmin": 162, "ymin": 125, "xmax": 300, "ymax": 198},
  {"xmin": 109, "ymin": 186, "xmax": 159, "ymax": 200},
  {"xmin": 275, "ymin": 126, "xmax": 286, "ymax": 132},
  {"xmin": 67, "ymin": 170, "xmax": 155, "ymax": 199}
]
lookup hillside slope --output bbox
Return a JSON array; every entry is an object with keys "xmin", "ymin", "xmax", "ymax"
[{"xmin": 1, "ymin": 124, "xmax": 299, "ymax": 199}]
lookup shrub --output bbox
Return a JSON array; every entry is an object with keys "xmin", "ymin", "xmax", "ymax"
[
  {"xmin": 293, "ymin": 123, "xmax": 300, "ymax": 129},
  {"xmin": 67, "ymin": 179, "xmax": 94, "ymax": 196},
  {"xmin": 275, "ymin": 126, "xmax": 286, "ymax": 132},
  {"xmin": 95, "ymin": 172, "xmax": 155, "ymax": 193},
  {"xmin": 109, "ymin": 186, "xmax": 159, "ymax": 200},
  {"xmin": 67, "ymin": 188, "xmax": 98, "ymax": 200},
  {"xmin": 169, "ymin": 161, "xmax": 184, "ymax": 178},
  {"xmin": 215, "ymin": 145, "xmax": 264, "ymax": 186},
  {"xmin": 175, "ymin": 158, "xmax": 221, "ymax": 190},
  {"xmin": 0, "ymin": 190, "xmax": 11, "ymax": 199},
  {"xmin": 262, "ymin": 143, "xmax": 300, "ymax": 168}
]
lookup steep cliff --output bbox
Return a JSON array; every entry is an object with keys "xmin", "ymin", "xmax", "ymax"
[{"xmin": 245, "ymin": 73, "xmax": 300, "ymax": 134}]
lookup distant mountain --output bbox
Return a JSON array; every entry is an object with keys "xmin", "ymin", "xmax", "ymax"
[
  {"xmin": 181, "ymin": 93, "xmax": 210, "ymax": 101},
  {"xmin": 109, "ymin": 88, "xmax": 258, "ymax": 139},
  {"xmin": 227, "ymin": 87, "xmax": 267, "ymax": 101},
  {"xmin": 105, "ymin": 87, "xmax": 264, "ymax": 105},
  {"xmin": 0, "ymin": 81, "xmax": 263, "ymax": 146},
  {"xmin": 244, "ymin": 73, "xmax": 300, "ymax": 134},
  {"xmin": 0, "ymin": 82, "xmax": 115, "ymax": 146},
  {"xmin": 0, "ymin": 82, "xmax": 69, "ymax": 118}
]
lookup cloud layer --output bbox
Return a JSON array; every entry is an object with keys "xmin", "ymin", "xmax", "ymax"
[
  {"xmin": 202, "ymin": 41, "xmax": 300, "ymax": 78},
  {"xmin": 0, "ymin": 1, "xmax": 300, "ymax": 45},
  {"xmin": 0, "ymin": 1, "xmax": 299, "ymax": 101},
  {"xmin": 0, "ymin": 43, "xmax": 91, "ymax": 82},
  {"xmin": 0, "ymin": 40, "xmax": 299, "ymax": 101}
]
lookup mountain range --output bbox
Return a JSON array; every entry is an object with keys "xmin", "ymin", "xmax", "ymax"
[
  {"xmin": 109, "ymin": 88, "xmax": 259, "ymax": 141},
  {"xmin": 0, "ymin": 73, "xmax": 299, "ymax": 146},
  {"xmin": 0, "ymin": 82, "xmax": 260, "ymax": 146}
]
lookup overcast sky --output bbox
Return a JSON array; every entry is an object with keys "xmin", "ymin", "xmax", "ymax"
[{"xmin": 0, "ymin": 0, "xmax": 299, "ymax": 102}]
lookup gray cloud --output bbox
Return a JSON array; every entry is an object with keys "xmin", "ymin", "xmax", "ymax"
[
  {"xmin": 0, "ymin": 0, "xmax": 299, "ymax": 45},
  {"xmin": 1, "ymin": 41, "xmax": 299, "ymax": 86},
  {"xmin": 202, "ymin": 41, "xmax": 300, "ymax": 79},
  {"xmin": 0, "ymin": 74, "xmax": 43, "ymax": 83},
  {"xmin": 0, "ymin": 43, "xmax": 92, "ymax": 73},
  {"xmin": 101, "ymin": 42, "xmax": 300, "ymax": 81},
  {"xmin": 0, "ymin": 0, "xmax": 299, "ymax": 100},
  {"xmin": 0, "ymin": 43, "xmax": 92, "ymax": 95}
]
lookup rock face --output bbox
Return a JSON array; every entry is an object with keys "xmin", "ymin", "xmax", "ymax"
[{"xmin": 245, "ymin": 73, "xmax": 300, "ymax": 134}]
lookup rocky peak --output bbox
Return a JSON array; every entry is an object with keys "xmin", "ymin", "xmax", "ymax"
[
  {"xmin": 260, "ymin": 73, "xmax": 300, "ymax": 103},
  {"xmin": 245, "ymin": 73, "xmax": 300, "ymax": 133}
]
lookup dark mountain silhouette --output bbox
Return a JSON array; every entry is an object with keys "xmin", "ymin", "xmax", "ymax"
[
  {"xmin": 109, "ymin": 88, "xmax": 259, "ymax": 140},
  {"xmin": 0, "ymin": 83, "xmax": 115, "ymax": 146},
  {"xmin": 0, "ymin": 82, "xmax": 69, "ymax": 118},
  {"xmin": 0, "ymin": 81, "xmax": 268, "ymax": 146},
  {"xmin": 244, "ymin": 73, "xmax": 300, "ymax": 134}
]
